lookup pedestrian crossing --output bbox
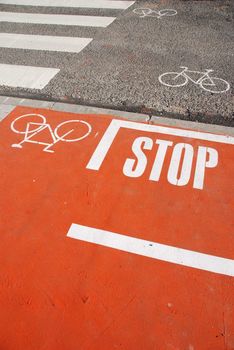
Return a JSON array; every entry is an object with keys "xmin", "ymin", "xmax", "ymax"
[{"xmin": 0, "ymin": 0, "xmax": 135, "ymax": 90}]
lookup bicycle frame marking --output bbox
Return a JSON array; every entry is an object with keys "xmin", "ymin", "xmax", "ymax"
[
  {"xmin": 11, "ymin": 113, "xmax": 92, "ymax": 153},
  {"xmin": 177, "ymin": 68, "xmax": 214, "ymax": 85}
]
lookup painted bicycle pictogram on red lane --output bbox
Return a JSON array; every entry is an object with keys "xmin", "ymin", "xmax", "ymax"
[{"xmin": 11, "ymin": 113, "xmax": 92, "ymax": 153}]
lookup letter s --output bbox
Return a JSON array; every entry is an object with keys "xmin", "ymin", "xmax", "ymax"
[{"xmin": 123, "ymin": 137, "xmax": 153, "ymax": 178}]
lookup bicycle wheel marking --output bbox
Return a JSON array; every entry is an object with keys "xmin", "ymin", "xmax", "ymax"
[
  {"xmin": 54, "ymin": 120, "xmax": 92, "ymax": 142},
  {"xmin": 159, "ymin": 67, "xmax": 230, "ymax": 93},
  {"xmin": 11, "ymin": 113, "xmax": 47, "ymax": 134},
  {"xmin": 10, "ymin": 113, "xmax": 92, "ymax": 152}
]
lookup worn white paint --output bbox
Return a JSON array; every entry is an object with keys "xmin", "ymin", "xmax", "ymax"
[
  {"xmin": 0, "ymin": 12, "xmax": 116, "ymax": 27},
  {"xmin": 0, "ymin": 33, "xmax": 92, "ymax": 53},
  {"xmin": 67, "ymin": 224, "xmax": 234, "ymax": 277},
  {"xmin": 0, "ymin": 64, "xmax": 59, "ymax": 89},
  {"xmin": 133, "ymin": 8, "xmax": 177, "ymax": 19},
  {"xmin": 0, "ymin": 0, "xmax": 135, "ymax": 9},
  {"xmin": 86, "ymin": 119, "xmax": 234, "ymax": 171}
]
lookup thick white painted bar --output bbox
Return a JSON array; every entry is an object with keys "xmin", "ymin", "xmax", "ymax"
[
  {"xmin": 0, "ymin": 64, "xmax": 59, "ymax": 89},
  {"xmin": 0, "ymin": 12, "xmax": 116, "ymax": 27},
  {"xmin": 0, "ymin": 33, "xmax": 92, "ymax": 53},
  {"xmin": 0, "ymin": 0, "xmax": 135, "ymax": 9},
  {"xmin": 67, "ymin": 224, "xmax": 234, "ymax": 277}
]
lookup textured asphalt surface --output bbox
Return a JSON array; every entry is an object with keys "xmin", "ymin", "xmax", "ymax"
[{"xmin": 0, "ymin": 0, "xmax": 233, "ymax": 125}]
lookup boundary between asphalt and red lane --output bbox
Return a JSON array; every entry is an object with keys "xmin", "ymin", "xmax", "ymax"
[
  {"xmin": 0, "ymin": 95, "xmax": 233, "ymax": 137},
  {"xmin": 0, "ymin": 92, "xmax": 233, "ymax": 127}
]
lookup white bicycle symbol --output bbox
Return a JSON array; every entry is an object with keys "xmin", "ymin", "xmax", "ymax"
[
  {"xmin": 133, "ymin": 8, "xmax": 177, "ymax": 19},
  {"xmin": 11, "ymin": 113, "xmax": 92, "ymax": 153},
  {"xmin": 159, "ymin": 67, "xmax": 230, "ymax": 93}
]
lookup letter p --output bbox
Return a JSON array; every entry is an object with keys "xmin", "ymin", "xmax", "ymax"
[{"xmin": 193, "ymin": 146, "xmax": 218, "ymax": 190}]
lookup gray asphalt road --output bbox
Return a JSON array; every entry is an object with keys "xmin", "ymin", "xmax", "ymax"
[{"xmin": 0, "ymin": 0, "xmax": 233, "ymax": 125}]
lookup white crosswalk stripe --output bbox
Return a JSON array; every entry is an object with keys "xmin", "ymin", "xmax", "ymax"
[
  {"xmin": 0, "ymin": 12, "xmax": 116, "ymax": 27},
  {"xmin": 0, "ymin": 0, "xmax": 135, "ymax": 9},
  {"xmin": 0, "ymin": 64, "xmax": 60, "ymax": 89},
  {"xmin": 0, "ymin": 33, "xmax": 93, "ymax": 53},
  {"xmin": 0, "ymin": 1, "xmax": 135, "ymax": 89}
]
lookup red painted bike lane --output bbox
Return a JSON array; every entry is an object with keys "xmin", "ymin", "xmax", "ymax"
[{"xmin": 0, "ymin": 106, "xmax": 233, "ymax": 350}]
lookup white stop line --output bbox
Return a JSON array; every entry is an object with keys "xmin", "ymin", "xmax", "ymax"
[{"xmin": 67, "ymin": 224, "xmax": 234, "ymax": 277}]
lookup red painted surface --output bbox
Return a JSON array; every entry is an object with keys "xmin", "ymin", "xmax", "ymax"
[{"xmin": 0, "ymin": 106, "xmax": 233, "ymax": 350}]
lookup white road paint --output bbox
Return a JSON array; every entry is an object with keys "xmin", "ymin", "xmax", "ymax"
[
  {"xmin": 0, "ymin": 64, "xmax": 59, "ymax": 89},
  {"xmin": 67, "ymin": 224, "xmax": 234, "ymax": 277},
  {"xmin": 0, "ymin": 12, "xmax": 116, "ymax": 27},
  {"xmin": 0, "ymin": 0, "xmax": 135, "ymax": 9},
  {"xmin": 122, "ymin": 137, "xmax": 218, "ymax": 189},
  {"xmin": 0, "ymin": 33, "xmax": 92, "ymax": 53},
  {"xmin": 133, "ymin": 8, "xmax": 177, "ymax": 19},
  {"xmin": 159, "ymin": 67, "xmax": 230, "ymax": 93},
  {"xmin": 11, "ymin": 113, "xmax": 92, "ymax": 152},
  {"xmin": 86, "ymin": 119, "xmax": 234, "ymax": 171}
]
